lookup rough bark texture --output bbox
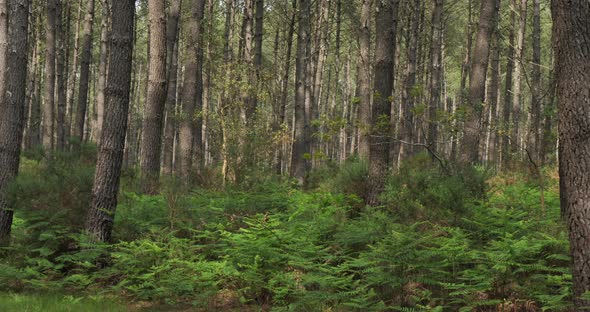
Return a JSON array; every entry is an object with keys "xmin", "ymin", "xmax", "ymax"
[
  {"xmin": 459, "ymin": 0, "xmax": 497, "ymax": 164},
  {"xmin": 74, "ymin": 0, "xmax": 95, "ymax": 144},
  {"xmin": 357, "ymin": 0, "xmax": 371, "ymax": 159},
  {"xmin": 486, "ymin": 0, "xmax": 501, "ymax": 164},
  {"xmin": 43, "ymin": 0, "xmax": 57, "ymax": 150},
  {"xmin": 162, "ymin": 0, "xmax": 182, "ymax": 176},
  {"xmin": 139, "ymin": 0, "xmax": 168, "ymax": 192},
  {"xmin": 501, "ymin": 6, "xmax": 516, "ymax": 168},
  {"xmin": 85, "ymin": 0, "xmax": 134, "ymax": 243},
  {"xmin": 290, "ymin": 0, "xmax": 311, "ymax": 185},
  {"xmin": 0, "ymin": 0, "xmax": 30, "ymax": 245},
  {"xmin": 367, "ymin": 0, "xmax": 398, "ymax": 205},
  {"xmin": 66, "ymin": 2, "xmax": 82, "ymax": 140},
  {"xmin": 178, "ymin": 0, "xmax": 205, "ymax": 182},
  {"xmin": 552, "ymin": 0, "xmax": 590, "ymax": 308}
]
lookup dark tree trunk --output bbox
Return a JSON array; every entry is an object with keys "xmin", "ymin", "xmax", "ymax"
[
  {"xmin": 459, "ymin": 0, "xmax": 497, "ymax": 164},
  {"xmin": 139, "ymin": 0, "xmax": 168, "ymax": 192},
  {"xmin": 552, "ymin": 0, "xmax": 590, "ymax": 308},
  {"xmin": 501, "ymin": 6, "xmax": 516, "ymax": 168},
  {"xmin": 366, "ymin": 0, "xmax": 399, "ymax": 205},
  {"xmin": 85, "ymin": 0, "xmax": 135, "ymax": 243},
  {"xmin": 73, "ymin": 0, "xmax": 95, "ymax": 145},
  {"xmin": 0, "ymin": 0, "xmax": 30, "ymax": 245},
  {"xmin": 290, "ymin": 0, "xmax": 311, "ymax": 186}
]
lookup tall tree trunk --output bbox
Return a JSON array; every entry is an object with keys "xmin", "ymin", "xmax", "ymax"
[
  {"xmin": 398, "ymin": 0, "xmax": 420, "ymax": 163},
  {"xmin": 26, "ymin": 15, "xmax": 41, "ymax": 149},
  {"xmin": 511, "ymin": 0, "xmax": 527, "ymax": 152},
  {"xmin": 139, "ymin": 0, "xmax": 168, "ymax": 192},
  {"xmin": 459, "ymin": 0, "xmax": 498, "ymax": 164},
  {"xmin": 94, "ymin": 0, "xmax": 109, "ymax": 144},
  {"xmin": 73, "ymin": 0, "xmax": 95, "ymax": 145},
  {"xmin": 552, "ymin": 0, "xmax": 590, "ymax": 308},
  {"xmin": 178, "ymin": 0, "xmax": 205, "ymax": 183},
  {"xmin": 55, "ymin": 1, "xmax": 67, "ymax": 150},
  {"xmin": 0, "ymin": 0, "xmax": 30, "ymax": 245},
  {"xmin": 290, "ymin": 0, "xmax": 311, "ymax": 185},
  {"xmin": 85, "ymin": 0, "xmax": 135, "ymax": 243},
  {"xmin": 43, "ymin": 0, "xmax": 57, "ymax": 150},
  {"xmin": 527, "ymin": 0, "xmax": 541, "ymax": 161},
  {"xmin": 487, "ymin": 0, "xmax": 501, "ymax": 164},
  {"xmin": 367, "ymin": 0, "xmax": 399, "ymax": 205},
  {"xmin": 357, "ymin": 0, "xmax": 371, "ymax": 159},
  {"xmin": 162, "ymin": 0, "xmax": 182, "ymax": 176},
  {"xmin": 428, "ymin": 0, "xmax": 444, "ymax": 153},
  {"xmin": 501, "ymin": 6, "xmax": 516, "ymax": 168},
  {"xmin": 66, "ymin": 1, "xmax": 82, "ymax": 140}
]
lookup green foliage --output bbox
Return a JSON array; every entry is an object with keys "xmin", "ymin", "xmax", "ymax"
[{"xmin": 0, "ymin": 156, "xmax": 572, "ymax": 311}]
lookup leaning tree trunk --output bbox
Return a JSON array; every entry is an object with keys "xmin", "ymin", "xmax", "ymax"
[
  {"xmin": 73, "ymin": 0, "xmax": 95, "ymax": 145},
  {"xmin": 0, "ymin": 0, "xmax": 30, "ymax": 246},
  {"xmin": 43, "ymin": 0, "xmax": 58, "ymax": 150},
  {"xmin": 139, "ymin": 0, "xmax": 168, "ymax": 193},
  {"xmin": 85, "ymin": 0, "xmax": 135, "ymax": 243},
  {"xmin": 459, "ymin": 0, "xmax": 497, "ymax": 164},
  {"xmin": 552, "ymin": 0, "xmax": 590, "ymax": 308},
  {"xmin": 366, "ymin": 0, "xmax": 399, "ymax": 206}
]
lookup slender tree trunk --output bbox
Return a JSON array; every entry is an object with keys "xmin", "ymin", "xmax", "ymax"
[
  {"xmin": 43, "ymin": 0, "xmax": 58, "ymax": 150},
  {"xmin": 501, "ymin": 6, "xmax": 516, "ymax": 169},
  {"xmin": 66, "ymin": 1, "xmax": 82, "ymax": 140},
  {"xmin": 487, "ymin": 0, "xmax": 501, "ymax": 164},
  {"xmin": 511, "ymin": 0, "xmax": 527, "ymax": 152},
  {"xmin": 528, "ymin": 0, "xmax": 541, "ymax": 160},
  {"xmin": 139, "ymin": 0, "xmax": 168, "ymax": 192},
  {"xmin": 428, "ymin": 0, "xmax": 444, "ymax": 153},
  {"xmin": 55, "ymin": 1, "xmax": 67, "ymax": 150},
  {"xmin": 357, "ymin": 0, "xmax": 371, "ymax": 159},
  {"xmin": 0, "ymin": 0, "xmax": 30, "ymax": 245},
  {"xmin": 85, "ymin": 0, "xmax": 135, "ymax": 243},
  {"xmin": 552, "ymin": 0, "xmax": 590, "ymax": 308},
  {"xmin": 162, "ymin": 0, "xmax": 182, "ymax": 175},
  {"xmin": 459, "ymin": 0, "xmax": 498, "ymax": 164},
  {"xmin": 367, "ymin": 0, "xmax": 399, "ymax": 205},
  {"xmin": 94, "ymin": 0, "xmax": 109, "ymax": 144},
  {"xmin": 73, "ymin": 0, "xmax": 95, "ymax": 145},
  {"xmin": 290, "ymin": 0, "xmax": 311, "ymax": 185}
]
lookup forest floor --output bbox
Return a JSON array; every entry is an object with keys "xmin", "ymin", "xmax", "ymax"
[{"xmin": 0, "ymin": 154, "xmax": 571, "ymax": 311}]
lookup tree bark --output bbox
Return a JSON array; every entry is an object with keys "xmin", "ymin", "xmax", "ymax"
[
  {"xmin": 94, "ymin": 0, "xmax": 109, "ymax": 144},
  {"xmin": 178, "ymin": 0, "xmax": 205, "ymax": 183},
  {"xmin": 527, "ymin": 0, "xmax": 541, "ymax": 161},
  {"xmin": 511, "ymin": 0, "xmax": 527, "ymax": 152},
  {"xmin": 0, "ymin": 0, "xmax": 30, "ymax": 245},
  {"xmin": 427, "ymin": 0, "xmax": 444, "ymax": 153},
  {"xmin": 459, "ymin": 0, "xmax": 497, "ymax": 164},
  {"xmin": 162, "ymin": 0, "xmax": 182, "ymax": 176},
  {"xmin": 85, "ymin": 0, "xmax": 135, "ymax": 243},
  {"xmin": 367, "ymin": 0, "xmax": 399, "ymax": 205},
  {"xmin": 552, "ymin": 0, "xmax": 590, "ymax": 308},
  {"xmin": 73, "ymin": 0, "xmax": 95, "ymax": 145},
  {"xmin": 501, "ymin": 5, "xmax": 516, "ymax": 168},
  {"xmin": 290, "ymin": 0, "xmax": 311, "ymax": 186},
  {"xmin": 55, "ymin": 0, "xmax": 68, "ymax": 150},
  {"xmin": 43, "ymin": 0, "xmax": 58, "ymax": 150},
  {"xmin": 357, "ymin": 0, "xmax": 371, "ymax": 159},
  {"xmin": 139, "ymin": 0, "xmax": 168, "ymax": 192}
]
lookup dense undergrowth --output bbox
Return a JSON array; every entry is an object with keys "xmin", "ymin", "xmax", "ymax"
[{"xmin": 0, "ymin": 150, "xmax": 570, "ymax": 311}]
